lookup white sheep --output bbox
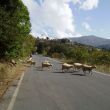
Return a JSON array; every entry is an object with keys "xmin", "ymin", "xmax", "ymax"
[
  {"xmin": 31, "ymin": 61, "xmax": 36, "ymax": 65},
  {"xmin": 10, "ymin": 59, "xmax": 17, "ymax": 66},
  {"xmin": 27, "ymin": 57, "xmax": 36, "ymax": 65},
  {"xmin": 27, "ymin": 57, "xmax": 32, "ymax": 63},
  {"xmin": 62, "ymin": 63, "xmax": 74, "ymax": 72},
  {"xmin": 82, "ymin": 64, "xmax": 96, "ymax": 75},
  {"xmin": 73, "ymin": 63, "xmax": 83, "ymax": 71},
  {"xmin": 42, "ymin": 61, "xmax": 52, "ymax": 70}
]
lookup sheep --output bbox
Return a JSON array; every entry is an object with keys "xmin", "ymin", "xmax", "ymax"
[
  {"xmin": 31, "ymin": 61, "xmax": 36, "ymax": 65},
  {"xmin": 19, "ymin": 59, "xmax": 23, "ymax": 62},
  {"xmin": 42, "ymin": 61, "xmax": 53, "ymax": 70},
  {"xmin": 62, "ymin": 63, "xmax": 74, "ymax": 72},
  {"xmin": 10, "ymin": 59, "xmax": 17, "ymax": 66},
  {"xmin": 27, "ymin": 60, "xmax": 32, "ymax": 64},
  {"xmin": 29, "ymin": 57, "xmax": 32, "ymax": 61},
  {"xmin": 27, "ymin": 57, "xmax": 32, "ymax": 64},
  {"xmin": 26, "ymin": 57, "xmax": 36, "ymax": 65},
  {"xmin": 73, "ymin": 63, "xmax": 83, "ymax": 71},
  {"xmin": 82, "ymin": 64, "xmax": 96, "ymax": 75}
]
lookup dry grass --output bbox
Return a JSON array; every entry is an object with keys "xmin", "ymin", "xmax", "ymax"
[
  {"xmin": 96, "ymin": 65, "xmax": 110, "ymax": 74},
  {"xmin": 0, "ymin": 62, "xmax": 27, "ymax": 99}
]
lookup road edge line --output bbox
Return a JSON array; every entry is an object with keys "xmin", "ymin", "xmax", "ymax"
[
  {"xmin": 7, "ymin": 72, "xmax": 25, "ymax": 110},
  {"xmin": 94, "ymin": 71, "xmax": 110, "ymax": 77}
]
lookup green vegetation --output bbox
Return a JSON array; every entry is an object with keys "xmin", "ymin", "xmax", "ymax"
[
  {"xmin": 0, "ymin": 0, "xmax": 110, "ymax": 80},
  {"xmin": 36, "ymin": 38, "xmax": 110, "ymax": 73},
  {"xmin": 0, "ymin": 0, "xmax": 36, "ymax": 88},
  {"xmin": 0, "ymin": 0, "xmax": 36, "ymax": 60}
]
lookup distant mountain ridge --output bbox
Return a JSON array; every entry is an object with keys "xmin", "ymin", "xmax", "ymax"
[{"xmin": 70, "ymin": 35, "xmax": 110, "ymax": 50}]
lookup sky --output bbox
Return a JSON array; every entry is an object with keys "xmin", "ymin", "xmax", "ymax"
[{"xmin": 22, "ymin": 0, "xmax": 110, "ymax": 39}]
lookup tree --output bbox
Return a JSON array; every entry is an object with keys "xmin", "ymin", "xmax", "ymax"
[
  {"xmin": 0, "ymin": 0, "xmax": 31, "ymax": 59},
  {"xmin": 60, "ymin": 38, "xmax": 70, "ymax": 44},
  {"xmin": 37, "ymin": 42, "xmax": 45, "ymax": 54}
]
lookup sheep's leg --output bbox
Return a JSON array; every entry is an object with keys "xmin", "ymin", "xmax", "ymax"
[
  {"xmin": 69, "ymin": 68, "xmax": 70, "ymax": 72},
  {"xmin": 49, "ymin": 66, "xmax": 52, "ymax": 71},
  {"xmin": 83, "ymin": 70, "xmax": 87, "ymax": 76},
  {"xmin": 91, "ymin": 70, "xmax": 93, "ymax": 75},
  {"xmin": 74, "ymin": 67, "xmax": 76, "ymax": 71},
  {"xmin": 76, "ymin": 67, "xmax": 80, "ymax": 71},
  {"xmin": 62, "ymin": 67, "xmax": 64, "ymax": 73},
  {"xmin": 88, "ymin": 70, "xmax": 90, "ymax": 75},
  {"xmin": 73, "ymin": 66, "xmax": 75, "ymax": 72},
  {"xmin": 65, "ymin": 69, "xmax": 68, "ymax": 72},
  {"xmin": 68, "ymin": 68, "xmax": 71, "ymax": 72},
  {"xmin": 83, "ymin": 70, "xmax": 86, "ymax": 75},
  {"xmin": 84, "ymin": 72, "xmax": 86, "ymax": 75},
  {"xmin": 63, "ymin": 69, "xmax": 65, "ymax": 73},
  {"xmin": 62, "ymin": 68, "xmax": 65, "ymax": 73},
  {"xmin": 42, "ymin": 64, "xmax": 43, "ymax": 70},
  {"xmin": 51, "ymin": 66, "xmax": 53, "ymax": 70},
  {"xmin": 48, "ymin": 67, "xmax": 50, "ymax": 71},
  {"xmin": 42, "ymin": 67, "xmax": 43, "ymax": 70},
  {"xmin": 85, "ymin": 70, "xmax": 89, "ymax": 75},
  {"xmin": 76, "ymin": 67, "xmax": 78, "ymax": 71},
  {"xmin": 77, "ymin": 68, "xmax": 80, "ymax": 71},
  {"xmin": 72, "ymin": 67, "xmax": 74, "ymax": 72},
  {"xmin": 88, "ymin": 69, "xmax": 93, "ymax": 75}
]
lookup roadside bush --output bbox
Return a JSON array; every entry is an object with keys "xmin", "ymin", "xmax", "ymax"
[
  {"xmin": 52, "ymin": 52, "xmax": 61, "ymax": 58},
  {"xmin": 0, "ymin": 65, "xmax": 8, "ymax": 81}
]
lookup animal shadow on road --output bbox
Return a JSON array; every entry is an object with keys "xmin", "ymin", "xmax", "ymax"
[
  {"xmin": 35, "ymin": 66, "xmax": 43, "ymax": 71},
  {"xmin": 35, "ymin": 66, "xmax": 53, "ymax": 71},
  {"xmin": 53, "ymin": 70, "xmax": 75, "ymax": 74},
  {"xmin": 70, "ymin": 70, "xmax": 85, "ymax": 76},
  {"xmin": 71, "ymin": 73, "xmax": 86, "ymax": 76},
  {"xmin": 53, "ymin": 71, "xmax": 66, "ymax": 73},
  {"xmin": 53, "ymin": 71, "xmax": 86, "ymax": 76}
]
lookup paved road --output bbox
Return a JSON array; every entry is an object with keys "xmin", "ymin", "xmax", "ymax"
[{"xmin": 11, "ymin": 55, "xmax": 110, "ymax": 110}]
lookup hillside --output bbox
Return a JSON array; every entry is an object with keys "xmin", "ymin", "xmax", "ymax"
[
  {"xmin": 70, "ymin": 35, "xmax": 110, "ymax": 50},
  {"xmin": 98, "ymin": 44, "xmax": 110, "ymax": 50}
]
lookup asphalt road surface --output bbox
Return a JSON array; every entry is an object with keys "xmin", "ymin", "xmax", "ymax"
[{"xmin": 10, "ymin": 55, "xmax": 110, "ymax": 110}]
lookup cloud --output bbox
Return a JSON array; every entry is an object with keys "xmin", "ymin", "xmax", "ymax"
[
  {"xmin": 72, "ymin": 0, "xmax": 81, "ymax": 4},
  {"xmin": 72, "ymin": 0, "xmax": 99, "ymax": 10},
  {"xmin": 22, "ymin": 0, "xmax": 81, "ymax": 38},
  {"xmin": 100, "ymin": 28, "xmax": 104, "ymax": 32},
  {"xmin": 80, "ymin": 0, "xmax": 99, "ymax": 10},
  {"xmin": 82, "ymin": 22, "xmax": 92, "ymax": 31},
  {"xmin": 22, "ymin": 0, "xmax": 99, "ymax": 38}
]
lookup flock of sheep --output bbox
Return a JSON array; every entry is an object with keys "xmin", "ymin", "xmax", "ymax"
[
  {"xmin": 27, "ymin": 57, "xmax": 96, "ymax": 75},
  {"xmin": 62, "ymin": 63, "xmax": 96, "ymax": 75}
]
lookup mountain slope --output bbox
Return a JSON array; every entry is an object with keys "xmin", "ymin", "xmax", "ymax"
[
  {"xmin": 70, "ymin": 35, "xmax": 110, "ymax": 49},
  {"xmin": 98, "ymin": 44, "xmax": 110, "ymax": 50}
]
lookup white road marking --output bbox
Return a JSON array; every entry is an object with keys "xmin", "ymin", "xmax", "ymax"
[
  {"xmin": 7, "ymin": 72, "xmax": 25, "ymax": 110},
  {"xmin": 94, "ymin": 71, "xmax": 110, "ymax": 77}
]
